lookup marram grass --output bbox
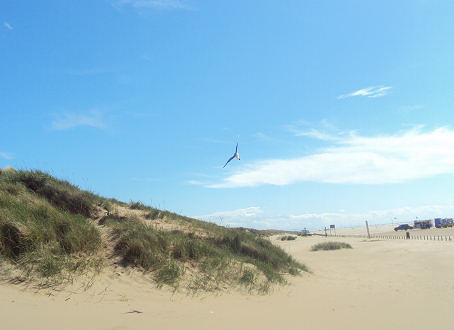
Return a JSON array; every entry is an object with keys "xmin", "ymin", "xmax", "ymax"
[
  {"xmin": 0, "ymin": 169, "xmax": 308, "ymax": 292},
  {"xmin": 311, "ymin": 241, "xmax": 352, "ymax": 251}
]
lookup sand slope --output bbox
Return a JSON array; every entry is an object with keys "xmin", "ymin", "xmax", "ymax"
[{"xmin": 1, "ymin": 233, "xmax": 454, "ymax": 330}]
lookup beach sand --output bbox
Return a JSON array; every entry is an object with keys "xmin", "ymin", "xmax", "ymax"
[{"xmin": 1, "ymin": 226, "xmax": 454, "ymax": 330}]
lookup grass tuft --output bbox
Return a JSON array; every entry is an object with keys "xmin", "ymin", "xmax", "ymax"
[
  {"xmin": 3, "ymin": 170, "xmax": 96, "ymax": 217},
  {"xmin": 311, "ymin": 241, "xmax": 352, "ymax": 251},
  {"xmin": 0, "ymin": 170, "xmax": 102, "ymax": 284},
  {"xmin": 128, "ymin": 201, "xmax": 147, "ymax": 210},
  {"xmin": 280, "ymin": 235, "xmax": 297, "ymax": 241}
]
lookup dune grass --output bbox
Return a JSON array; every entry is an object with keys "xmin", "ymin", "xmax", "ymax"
[
  {"xmin": 280, "ymin": 235, "xmax": 297, "ymax": 241},
  {"xmin": 105, "ymin": 216, "xmax": 307, "ymax": 291},
  {"xmin": 0, "ymin": 170, "xmax": 102, "ymax": 285},
  {"xmin": 311, "ymin": 241, "xmax": 352, "ymax": 251},
  {"xmin": 0, "ymin": 169, "xmax": 308, "ymax": 292}
]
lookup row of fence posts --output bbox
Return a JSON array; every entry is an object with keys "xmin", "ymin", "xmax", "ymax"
[
  {"xmin": 372, "ymin": 234, "xmax": 452, "ymax": 241},
  {"xmin": 331, "ymin": 234, "xmax": 453, "ymax": 241}
]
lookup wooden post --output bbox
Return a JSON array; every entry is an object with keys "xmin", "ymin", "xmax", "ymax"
[{"xmin": 365, "ymin": 220, "xmax": 370, "ymax": 239}]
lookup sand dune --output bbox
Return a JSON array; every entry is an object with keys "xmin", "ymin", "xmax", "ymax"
[{"xmin": 2, "ymin": 233, "xmax": 454, "ymax": 330}]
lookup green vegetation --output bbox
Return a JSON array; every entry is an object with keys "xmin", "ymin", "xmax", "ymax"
[
  {"xmin": 0, "ymin": 169, "xmax": 102, "ymax": 285},
  {"xmin": 105, "ymin": 217, "xmax": 307, "ymax": 291},
  {"xmin": 280, "ymin": 235, "xmax": 297, "ymax": 241},
  {"xmin": 311, "ymin": 241, "xmax": 352, "ymax": 251},
  {"xmin": 0, "ymin": 169, "xmax": 307, "ymax": 292}
]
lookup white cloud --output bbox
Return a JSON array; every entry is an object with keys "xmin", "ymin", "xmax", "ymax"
[
  {"xmin": 195, "ymin": 204, "xmax": 454, "ymax": 230},
  {"xmin": 51, "ymin": 110, "xmax": 105, "ymax": 130},
  {"xmin": 186, "ymin": 179, "xmax": 205, "ymax": 185},
  {"xmin": 338, "ymin": 86, "xmax": 391, "ymax": 99},
  {"xmin": 291, "ymin": 128, "xmax": 341, "ymax": 141},
  {"xmin": 113, "ymin": 0, "xmax": 189, "ymax": 9},
  {"xmin": 290, "ymin": 204, "xmax": 454, "ymax": 228},
  {"xmin": 0, "ymin": 152, "xmax": 13, "ymax": 160},
  {"xmin": 199, "ymin": 207, "xmax": 263, "ymax": 219},
  {"xmin": 3, "ymin": 22, "xmax": 13, "ymax": 30},
  {"xmin": 286, "ymin": 119, "xmax": 349, "ymax": 141},
  {"xmin": 197, "ymin": 207, "xmax": 266, "ymax": 227},
  {"xmin": 209, "ymin": 127, "xmax": 454, "ymax": 188}
]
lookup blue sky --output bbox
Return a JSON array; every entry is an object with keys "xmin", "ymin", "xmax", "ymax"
[{"xmin": 2, "ymin": 0, "xmax": 454, "ymax": 230}]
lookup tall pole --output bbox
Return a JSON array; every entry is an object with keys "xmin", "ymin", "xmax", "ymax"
[{"xmin": 365, "ymin": 220, "xmax": 370, "ymax": 239}]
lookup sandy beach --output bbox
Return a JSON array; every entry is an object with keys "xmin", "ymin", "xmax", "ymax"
[{"xmin": 1, "ymin": 226, "xmax": 454, "ymax": 330}]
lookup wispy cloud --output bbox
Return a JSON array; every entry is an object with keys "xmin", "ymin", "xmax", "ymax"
[
  {"xmin": 399, "ymin": 105, "xmax": 423, "ymax": 112},
  {"xmin": 209, "ymin": 127, "xmax": 454, "ymax": 188},
  {"xmin": 3, "ymin": 22, "xmax": 13, "ymax": 30},
  {"xmin": 291, "ymin": 128, "xmax": 342, "ymax": 141},
  {"xmin": 0, "ymin": 152, "xmax": 13, "ymax": 160},
  {"xmin": 186, "ymin": 179, "xmax": 205, "ymax": 185},
  {"xmin": 338, "ymin": 86, "xmax": 391, "ymax": 99},
  {"xmin": 195, "ymin": 204, "xmax": 454, "ymax": 230},
  {"xmin": 198, "ymin": 207, "xmax": 263, "ymax": 220},
  {"xmin": 197, "ymin": 207, "xmax": 265, "ymax": 227},
  {"xmin": 113, "ymin": 0, "xmax": 189, "ymax": 10},
  {"xmin": 51, "ymin": 110, "xmax": 105, "ymax": 130},
  {"xmin": 286, "ymin": 119, "xmax": 349, "ymax": 141},
  {"xmin": 253, "ymin": 132, "xmax": 274, "ymax": 142}
]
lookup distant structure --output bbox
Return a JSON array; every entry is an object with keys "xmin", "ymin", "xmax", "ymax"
[
  {"xmin": 300, "ymin": 228, "xmax": 310, "ymax": 236},
  {"xmin": 414, "ymin": 219, "xmax": 433, "ymax": 229},
  {"xmin": 434, "ymin": 218, "xmax": 454, "ymax": 228}
]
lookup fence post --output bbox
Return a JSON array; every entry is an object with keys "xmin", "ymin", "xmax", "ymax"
[{"xmin": 365, "ymin": 221, "xmax": 370, "ymax": 239}]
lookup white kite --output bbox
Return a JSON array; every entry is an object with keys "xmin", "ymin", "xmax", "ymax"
[{"xmin": 223, "ymin": 143, "xmax": 240, "ymax": 168}]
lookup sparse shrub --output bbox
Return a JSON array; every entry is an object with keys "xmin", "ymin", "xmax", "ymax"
[
  {"xmin": 145, "ymin": 209, "xmax": 164, "ymax": 220},
  {"xmin": 156, "ymin": 259, "xmax": 184, "ymax": 286},
  {"xmin": 36, "ymin": 250, "xmax": 63, "ymax": 278},
  {"xmin": 280, "ymin": 235, "xmax": 297, "ymax": 241},
  {"xmin": 128, "ymin": 201, "xmax": 146, "ymax": 210},
  {"xmin": 240, "ymin": 268, "xmax": 256, "ymax": 287},
  {"xmin": 215, "ymin": 231, "xmax": 306, "ymax": 282},
  {"xmin": 0, "ymin": 222, "xmax": 30, "ymax": 259},
  {"xmin": 108, "ymin": 220, "xmax": 168, "ymax": 269},
  {"xmin": 311, "ymin": 241, "xmax": 352, "ymax": 251}
]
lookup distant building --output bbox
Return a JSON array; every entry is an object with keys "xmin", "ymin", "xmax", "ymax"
[
  {"xmin": 414, "ymin": 220, "xmax": 433, "ymax": 229},
  {"xmin": 301, "ymin": 228, "xmax": 310, "ymax": 236},
  {"xmin": 434, "ymin": 218, "xmax": 454, "ymax": 228}
]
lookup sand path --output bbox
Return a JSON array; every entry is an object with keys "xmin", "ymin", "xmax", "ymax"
[{"xmin": 1, "ymin": 234, "xmax": 453, "ymax": 330}]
